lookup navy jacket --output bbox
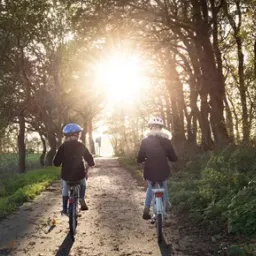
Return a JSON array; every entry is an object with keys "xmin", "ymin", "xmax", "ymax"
[
  {"xmin": 53, "ymin": 140, "xmax": 95, "ymax": 181},
  {"xmin": 137, "ymin": 131, "xmax": 177, "ymax": 181}
]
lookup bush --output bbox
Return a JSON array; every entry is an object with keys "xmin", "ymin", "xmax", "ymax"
[
  {"xmin": 170, "ymin": 145, "xmax": 256, "ymax": 236},
  {"xmin": 227, "ymin": 180, "xmax": 256, "ymax": 235}
]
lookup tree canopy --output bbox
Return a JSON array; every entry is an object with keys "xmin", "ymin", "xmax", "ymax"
[{"xmin": 0, "ymin": 0, "xmax": 256, "ymax": 171}]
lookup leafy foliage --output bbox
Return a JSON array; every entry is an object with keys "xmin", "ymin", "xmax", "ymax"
[{"xmin": 170, "ymin": 146, "xmax": 256, "ymax": 236}]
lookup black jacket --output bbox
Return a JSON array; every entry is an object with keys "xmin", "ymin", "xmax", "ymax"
[
  {"xmin": 137, "ymin": 131, "xmax": 177, "ymax": 182},
  {"xmin": 53, "ymin": 140, "xmax": 95, "ymax": 181}
]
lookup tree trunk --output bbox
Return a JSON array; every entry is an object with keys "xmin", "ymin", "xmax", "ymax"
[
  {"xmin": 159, "ymin": 96, "xmax": 166, "ymax": 127},
  {"xmin": 164, "ymin": 92, "xmax": 172, "ymax": 130},
  {"xmin": 192, "ymin": 114, "xmax": 197, "ymax": 143},
  {"xmin": 39, "ymin": 133, "xmax": 46, "ymax": 167},
  {"xmin": 227, "ymin": 92, "xmax": 240, "ymax": 142},
  {"xmin": 182, "ymin": 35, "xmax": 214, "ymax": 149},
  {"xmin": 45, "ymin": 131, "xmax": 57, "ymax": 166},
  {"xmin": 56, "ymin": 132, "xmax": 62, "ymax": 148},
  {"xmin": 165, "ymin": 57, "xmax": 186, "ymax": 144},
  {"xmin": 200, "ymin": 92, "xmax": 214, "ymax": 150},
  {"xmin": 191, "ymin": 0, "xmax": 229, "ymax": 147},
  {"xmin": 254, "ymin": 39, "xmax": 256, "ymax": 78},
  {"xmin": 222, "ymin": 0, "xmax": 249, "ymax": 142},
  {"xmin": 18, "ymin": 114, "xmax": 26, "ymax": 173},
  {"xmin": 188, "ymin": 84, "xmax": 198, "ymax": 146},
  {"xmin": 236, "ymin": 36, "xmax": 249, "ymax": 142},
  {"xmin": 197, "ymin": 36, "xmax": 229, "ymax": 146},
  {"xmin": 88, "ymin": 118, "xmax": 95, "ymax": 154},
  {"xmin": 210, "ymin": 0, "xmax": 234, "ymax": 144},
  {"xmin": 224, "ymin": 95, "xmax": 234, "ymax": 143},
  {"xmin": 81, "ymin": 120, "xmax": 88, "ymax": 145}
]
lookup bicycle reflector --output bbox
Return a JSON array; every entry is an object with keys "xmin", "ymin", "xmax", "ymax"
[{"xmin": 155, "ymin": 192, "xmax": 164, "ymax": 198}]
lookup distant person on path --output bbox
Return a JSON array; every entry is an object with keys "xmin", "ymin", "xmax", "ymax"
[
  {"xmin": 53, "ymin": 123, "xmax": 95, "ymax": 214},
  {"xmin": 96, "ymin": 136, "xmax": 102, "ymax": 156},
  {"xmin": 137, "ymin": 116, "xmax": 177, "ymax": 220}
]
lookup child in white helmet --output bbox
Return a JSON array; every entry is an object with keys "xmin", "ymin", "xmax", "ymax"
[{"xmin": 137, "ymin": 117, "xmax": 177, "ymax": 220}]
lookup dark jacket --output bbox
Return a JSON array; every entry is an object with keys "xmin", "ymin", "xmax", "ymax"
[
  {"xmin": 137, "ymin": 130, "xmax": 177, "ymax": 182},
  {"xmin": 53, "ymin": 140, "xmax": 95, "ymax": 181}
]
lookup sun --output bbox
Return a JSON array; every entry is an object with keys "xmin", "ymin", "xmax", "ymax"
[{"xmin": 94, "ymin": 53, "xmax": 148, "ymax": 104}]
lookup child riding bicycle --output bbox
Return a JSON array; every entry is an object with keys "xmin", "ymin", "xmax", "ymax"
[
  {"xmin": 137, "ymin": 117, "xmax": 177, "ymax": 220},
  {"xmin": 53, "ymin": 123, "xmax": 95, "ymax": 214}
]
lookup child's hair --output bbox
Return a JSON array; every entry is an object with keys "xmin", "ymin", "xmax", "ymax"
[
  {"xmin": 64, "ymin": 135, "xmax": 80, "ymax": 142},
  {"xmin": 149, "ymin": 124, "xmax": 162, "ymax": 130}
]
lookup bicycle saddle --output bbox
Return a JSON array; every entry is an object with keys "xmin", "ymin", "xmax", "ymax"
[
  {"xmin": 151, "ymin": 181, "xmax": 164, "ymax": 187},
  {"xmin": 67, "ymin": 181, "xmax": 81, "ymax": 186}
]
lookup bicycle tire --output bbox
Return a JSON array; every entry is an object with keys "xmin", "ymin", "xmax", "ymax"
[
  {"xmin": 69, "ymin": 203, "xmax": 74, "ymax": 237},
  {"xmin": 156, "ymin": 214, "xmax": 163, "ymax": 243},
  {"xmin": 72, "ymin": 196, "xmax": 77, "ymax": 235}
]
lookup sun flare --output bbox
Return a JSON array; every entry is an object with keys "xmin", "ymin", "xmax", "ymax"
[{"xmin": 94, "ymin": 54, "xmax": 148, "ymax": 104}]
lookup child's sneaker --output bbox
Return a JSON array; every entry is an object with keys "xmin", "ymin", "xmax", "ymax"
[
  {"xmin": 142, "ymin": 207, "xmax": 151, "ymax": 220},
  {"xmin": 79, "ymin": 199, "xmax": 88, "ymax": 211},
  {"xmin": 62, "ymin": 196, "xmax": 69, "ymax": 215},
  {"xmin": 61, "ymin": 209, "xmax": 68, "ymax": 216}
]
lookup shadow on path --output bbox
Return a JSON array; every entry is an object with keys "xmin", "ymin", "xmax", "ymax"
[
  {"xmin": 0, "ymin": 247, "xmax": 11, "ymax": 256},
  {"xmin": 0, "ymin": 183, "xmax": 60, "ymax": 249},
  {"xmin": 158, "ymin": 236, "xmax": 172, "ymax": 256},
  {"xmin": 55, "ymin": 233, "xmax": 74, "ymax": 256}
]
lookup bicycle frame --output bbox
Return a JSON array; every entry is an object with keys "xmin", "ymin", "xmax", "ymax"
[
  {"xmin": 152, "ymin": 188, "xmax": 165, "ymax": 215},
  {"xmin": 151, "ymin": 182, "xmax": 166, "ymax": 243}
]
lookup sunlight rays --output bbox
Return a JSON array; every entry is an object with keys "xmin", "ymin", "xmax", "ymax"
[{"xmin": 94, "ymin": 53, "xmax": 148, "ymax": 104}]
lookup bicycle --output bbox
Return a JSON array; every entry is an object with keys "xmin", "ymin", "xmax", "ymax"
[
  {"xmin": 66, "ymin": 181, "xmax": 80, "ymax": 241},
  {"xmin": 151, "ymin": 181, "xmax": 166, "ymax": 243}
]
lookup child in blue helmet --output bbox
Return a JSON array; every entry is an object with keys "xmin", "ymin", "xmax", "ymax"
[{"xmin": 53, "ymin": 123, "xmax": 95, "ymax": 214}]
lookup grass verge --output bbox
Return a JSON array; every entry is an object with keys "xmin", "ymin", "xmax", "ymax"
[
  {"xmin": 119, "ymin": 146, "xmax": 256, "ymax": 256},
  {"xmin": 0, "ymin": 167, "xmax": 60, "ymax": 220},
  {"xmin": 118, "ymin": 156, "xmax": 145, "ymax": 186}
]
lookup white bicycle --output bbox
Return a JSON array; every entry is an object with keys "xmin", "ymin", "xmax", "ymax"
[{"xmin": 150, "ymin": 181, "xmax": 166, "ymax": 243}]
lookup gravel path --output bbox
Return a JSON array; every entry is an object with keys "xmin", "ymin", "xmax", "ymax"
[{"xmin": 0, "ymin": 157, "xmax": 216, "ymax": 256}]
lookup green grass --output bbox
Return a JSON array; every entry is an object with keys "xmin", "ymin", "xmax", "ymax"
[
  {"xmin": 0, "ymin": 167, "xmax": 60, "ymax": 219},
  {"xmin": 0, "ymin": 153, "xmax": 41, "ymax": 162},
  {"xmin": 26, "ymin": 153, "xmax": 41, "ymax": 161},
  {"xmin": 0, "ymin": 153, "xmax": 42, "ymax": 181}
]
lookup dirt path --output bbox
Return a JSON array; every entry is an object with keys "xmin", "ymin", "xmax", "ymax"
[{"xmin": 0, "ymin": 158, "xmax": 215, "ymax": 256}]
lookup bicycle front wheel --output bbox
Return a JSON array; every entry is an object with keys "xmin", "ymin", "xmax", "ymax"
[{"xmin": 156, "ymin": 214, "xmax": 163, "ymax": 243}]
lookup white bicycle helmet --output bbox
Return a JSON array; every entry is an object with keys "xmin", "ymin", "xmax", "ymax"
[{"xmin": 148, "ymin": 116, "xmax": 164, "ymax": 127}]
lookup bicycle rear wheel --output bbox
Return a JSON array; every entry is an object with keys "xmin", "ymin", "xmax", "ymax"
[
  {"xmin": 156, "ymin": 214, "xmax": 163, "ymax": 243},
  {"xmin": 69, "ymin": 196, "xmax": 78, "ymax": 240}
]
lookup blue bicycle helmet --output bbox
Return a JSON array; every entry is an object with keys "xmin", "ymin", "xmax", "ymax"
[{"xmin": 63, "ymin": 123, "xmax": 83, "ymax": 136}]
